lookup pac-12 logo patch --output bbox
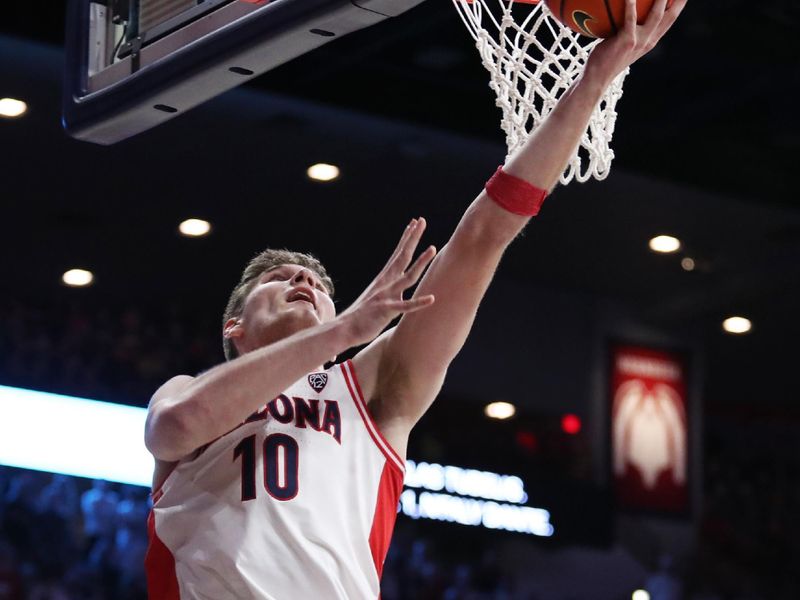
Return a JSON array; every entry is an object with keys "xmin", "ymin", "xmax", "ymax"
[{"xmin": 308, "ymin": 372, "xmax": 328, "ymax": 393}]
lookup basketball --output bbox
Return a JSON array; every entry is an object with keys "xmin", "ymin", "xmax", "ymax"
[{"xmin": 544, "ymin": 0, "xmax": 673, "ymax": 39}]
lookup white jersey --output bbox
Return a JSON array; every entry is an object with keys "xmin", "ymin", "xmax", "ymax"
[{"xmin": 145, "ymin": 360, "xmax": 405, "ymax": 600}]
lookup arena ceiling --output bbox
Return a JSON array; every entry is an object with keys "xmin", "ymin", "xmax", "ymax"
[
  {"xmin": 1, "ymin": 1, "xmax": 799, "ymax": 414},
  {"xmin": 4, "ymin": 0, "xmax": 799, "ymax": 206}
]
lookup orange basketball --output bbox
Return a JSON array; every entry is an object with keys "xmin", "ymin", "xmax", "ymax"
[{"xmin": 544, "ymin": 0, "xmax": 673, "ymax": 39}]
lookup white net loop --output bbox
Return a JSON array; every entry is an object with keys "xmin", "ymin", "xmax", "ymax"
[{"xmin": 452, "ymin": 0, "xmax": 628, "ymax": 184}]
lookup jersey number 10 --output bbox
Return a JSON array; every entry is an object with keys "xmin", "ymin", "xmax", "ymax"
[{"xmin": 233, "ymin": 433, "xmax": 299, "ymax": 501}]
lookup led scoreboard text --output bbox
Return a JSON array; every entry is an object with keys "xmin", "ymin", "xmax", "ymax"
[{"xmin": 401, "ymin": 460, "xmax": 554, "ymax": 537}]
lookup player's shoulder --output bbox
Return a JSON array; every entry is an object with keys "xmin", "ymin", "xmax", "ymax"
[
  {"xmin": 349, "ymin": 329, "xmax": 394, "ymax": 404},
  {"xmin": 149, "ymin": 374, "xmax": 195, "ymax": 408}
]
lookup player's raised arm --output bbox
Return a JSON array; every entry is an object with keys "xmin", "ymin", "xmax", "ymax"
[
  {"xmin": 145, "ymin": 323, "xmax": 347, "ymax": 463},
  {"xmin": 145, "ymin": 224, "xmax": 436, "ymax": 464},
  {"xmin": 355, "ymin": 0, "xmax": 688, "ymax": 443},
  {"xmin": 505, "ymin": 0, "xmax": 687, "ymax": 189}
]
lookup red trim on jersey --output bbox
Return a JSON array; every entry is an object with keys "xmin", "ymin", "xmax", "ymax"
[
  {"xmin": 368, "ymin": 462, "xmax": 404, "ymax": 580},
  {"xmin": 341, "ymin": 360, "xmax": 405, "ymax": 473},
  {"xmin": 144, "ymin": 509, "xmax": 180, "ymax": 600},
  {"xmin": 346, "ymin": 359, "xmax": 368, "ymax": 405},
  {"xmin": 151, "ymin": 463, "xmax": 177, "ymax": 500}
]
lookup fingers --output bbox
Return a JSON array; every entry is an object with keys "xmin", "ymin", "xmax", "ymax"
[
  {"xmin": 644, "ymin": 0, "xmax": 669, "ymax": 28},
  {"xmin": 626, "ymin": 0, "xmax": 687, "ymax": 36},
  {"xmin": 643, "ymin": 0, "xmax": 687, "ymax": 50},
  {"xmin": 669, "ymin": 0, "xmax": 689, "ymax": 14},
  {"xmin": 385, "ymin": 218, "xmax": 419, "ymax": 269},
  {"xmin": 386, "ymin": 294, "xmax": 436, "ymax": 315},
  {"xmin": 384, "ymin": 217, "xmax": 427, "ymax": 275},
  {"xmin": 403, "ymin": 295, "xmax": 436, "ymax": 314},
  {"xmin": 655, "ymin": 0, "xmax": 688, "ymax": 36},
  {"xmin": 401, "ymin": 245, "xmax": 437, "ymax": 289},
  {"xmin": 400, "ymin": 217, "xmax": 427, "ymax": 268},
  {"xmin": 623, "ymin": 0, "xmax": 637, "ymax": 32},
  {"xmin": 612, "ymin": 0, "xmax": 686, "ymax": 62}
]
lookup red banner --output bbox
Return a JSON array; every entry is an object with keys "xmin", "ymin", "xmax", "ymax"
[{"xmin": 611, "ymin": 345, "xmax": 688, "ymax": 512}]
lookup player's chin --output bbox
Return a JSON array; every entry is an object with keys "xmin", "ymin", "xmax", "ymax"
[{"xmin": 284, "ymin": 304, "xmax": 322, "ymax": 326}]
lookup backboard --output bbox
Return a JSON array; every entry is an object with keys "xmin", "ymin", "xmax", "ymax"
[{"xmin": 63, "ymin": 0, "xmax": 426, "ymax": 145}]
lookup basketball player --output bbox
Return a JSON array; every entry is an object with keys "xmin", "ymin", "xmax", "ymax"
[{"xmin": 144, "ymin": 1, "xmax": 687, "ymax": 597}]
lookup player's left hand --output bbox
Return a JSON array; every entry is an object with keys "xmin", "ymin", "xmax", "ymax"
[
  {"xmin": 336, "ymin": 217, "xmax": 437, "ymax": 348},
  {"xmin": 585, "ymin": 0, "xmax": 687, "ymax": 86}
]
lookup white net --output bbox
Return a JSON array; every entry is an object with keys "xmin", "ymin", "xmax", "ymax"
[{"xmin": 452, "ymin": 0, "xmax": 628, "ymax": 183}]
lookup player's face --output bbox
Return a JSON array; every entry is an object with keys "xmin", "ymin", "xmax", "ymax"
[{"xmin": 227, "ymin": 264, "xmax": 336, "ymax": 354}]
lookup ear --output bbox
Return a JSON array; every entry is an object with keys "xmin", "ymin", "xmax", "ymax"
[{"xmin": 223, "ymin": 317, "xmax": 243, "ymax": 341}]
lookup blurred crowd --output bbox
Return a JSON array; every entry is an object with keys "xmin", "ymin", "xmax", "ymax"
[
  {"xmin": 0, "ymin": 300, "xmax": 218, "ymax": 406},
  {"xmin": 0, "ymin": 469, "xmax": 149, "ymax": 600},
  {"xmin": 382, "ymin": 531, "xmax": 511, "ymax": 600},
  {"xmin": 0, "ymin": 468, "xmax": 511, "ymax": 600},
  {"xmin": 686, "ymin": 417, "xmax": 800, "ymax": 600},
  {"xmin": 1, "ymin": 300, "xmax": 798, "ymax": 599}
]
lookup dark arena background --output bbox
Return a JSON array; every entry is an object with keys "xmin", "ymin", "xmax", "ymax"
[{"xmin": 1, "ymin": 1, "xmax": 799, "ymax": 599}]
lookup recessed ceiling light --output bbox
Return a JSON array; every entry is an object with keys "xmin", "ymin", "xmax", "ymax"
[
  {"xmin": 681, "ymin": 257, "xmax": 695, "ymax": 271},
  {"xmin": 632, "ymin": 591, "xmax": 650, "ymax": 600},
  {"xmin": 484, "ymin": 401, "xmax": 516, "ymax": 420},
  {"xmin": 649, "ymin": 235, "xmax": 681, "ymax": 253},
  {"xmin": 62, "ymin": 269, "xmax": 94, "ymax": 287},
  {"xmin": 307, "ymin": 163, "xmax": 340, "ymax": 182},
  {"xmin": 179, "ymin": 218, "xmax": 211, "ymax": 237},
  {"xmin": 722, "ymin": 316, "xmax": 752, "ymax": 334},
  {"xmin": 0, "ymin": 98, "xmax": 27, "ymax": 118}
]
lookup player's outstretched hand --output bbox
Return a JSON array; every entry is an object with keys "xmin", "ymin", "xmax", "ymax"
[
  {"xmin": 586, "ymin": 0, "xmax": 687, "ymax": 86},
  {"xmin": 339, "ymin": 218, "xmax": 436, "ymax": 347}
]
